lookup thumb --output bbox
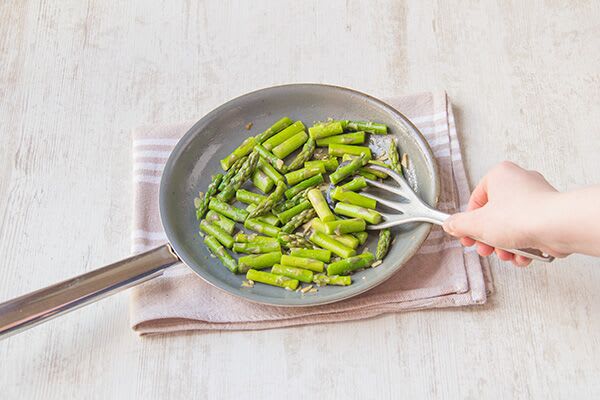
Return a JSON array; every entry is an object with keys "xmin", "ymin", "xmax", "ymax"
[{"xmin": 443, "ymin": 208, "xmax": 488, "ymax": 239}]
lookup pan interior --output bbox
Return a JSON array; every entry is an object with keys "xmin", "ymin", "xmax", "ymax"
[{"xmin": 160, "ymin": 84, "xmax": 439, "ymax": 306}]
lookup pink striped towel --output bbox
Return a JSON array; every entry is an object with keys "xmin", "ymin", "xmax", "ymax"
[{"xmin": 129, "ymin": 92, "xmax": 493, "ymax": 335}]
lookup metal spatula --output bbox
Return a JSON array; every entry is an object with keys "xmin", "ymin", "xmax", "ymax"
[{"xmin": 355, "ymin": 164, "xmax": 554, "ymax": 262}]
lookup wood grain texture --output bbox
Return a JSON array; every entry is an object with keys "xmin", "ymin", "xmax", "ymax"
[{"xmin": 1, "ymin": 0, "xmax": 599, "ymax": 398}]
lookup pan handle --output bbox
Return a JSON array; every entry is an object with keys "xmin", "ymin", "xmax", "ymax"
[{"xmin": 0, "ymin": 244, "xmax": 180, "ymax": 340}]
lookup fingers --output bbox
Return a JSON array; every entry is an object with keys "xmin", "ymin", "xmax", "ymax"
[
  {"xmin": 467, "ymin": 178, "xmax": 489, "ymax": 211},
  {"xmin": 495, "ymin": 248, "xmax": 514, "ymax": 262},
  {"xmin": 461, "ymin": 237, "xmax": 476, "ymax": 247},
  {"xmin": 443, "ymin": 208, "xmax": 488, "ymax": 239},
  {"xmin": 476, "ymin": 242, "xmax": 495, "ymax": 257},
  {"xmin": 512, "ymin": 255, "xmax": 532, "ymax": 267}
]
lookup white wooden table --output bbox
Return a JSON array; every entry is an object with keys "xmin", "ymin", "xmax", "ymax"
[{"xmin": 1, "ymin": 1, "xmax": 599, "ymax": 398}]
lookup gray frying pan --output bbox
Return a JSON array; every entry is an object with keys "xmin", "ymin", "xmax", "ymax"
[{"xmin": 0, "ymin": 84, "xmax": 439, "ymax": 339}]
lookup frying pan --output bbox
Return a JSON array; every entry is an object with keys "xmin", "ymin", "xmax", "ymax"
[{"xmin": 0, "ymin": 84, "xmax": 439, "ymax": 339}]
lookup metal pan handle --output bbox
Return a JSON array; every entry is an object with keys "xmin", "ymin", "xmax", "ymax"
[{"xmin": 0, "ymin": 244, "xmax": 180, "ymax": 340}]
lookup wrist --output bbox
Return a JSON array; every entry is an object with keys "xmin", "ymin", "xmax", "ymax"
[{"xmin": 528, "ymin": 191, "xmax": 569, "ymax": 253}]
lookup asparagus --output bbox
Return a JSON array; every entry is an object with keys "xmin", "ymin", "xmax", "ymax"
[
  {"xmin": 244, "ymin": 218, "xmax": 281, "ymax": 237},
  {"xmin": 388, "ymin": 137, "xmax": 402, "ymax": 175},
  {"xmin": 199, "ymin": 219, "xmax": 234, "ymax": 248},
  {"xmin": 313, "ymin": 273, "xmax": 351, "ymax": 286},
  {"xmin": 277, "ymin": 233, "xmax": 317, "ymax": 249},
  {"xmin": 273, "ymin": 189, "xmax": 308, "ymax": 213},
  {"xmin": 309, "ymin": 231, "xmax": 356, "ymax": 258},
  {"xmin": 280, "ymin": 254, "xmax": 324, "ymax": 273},
  {"xmin": 311, "ymin": 217, "xmax": 366, "ymax": 235},
  {"xmin": 341, "ymin": 176, "xmax": 367, "ymax": 191},
  {"xmin": 357, "ymin": 169, "xmax": 378, "ymax": 180},
  {"xmin": 287, "ymin": 137, "xmax": 316, "ymax": 171},
  {"xmin": 285, "ymin": 165, "xmax": 325, "ymax": 186},
  {"xmin": 208, "ymin": 198, "xmax": 249, "ymax": 222},
  {"xmin": 255, "ymin": 145, "xmax": 287, "ymax": 173},
  {"xmin": 334, "ymin": 202, "xmax": 382, "ymax": 224},
  {"xmin": 307, "ymin": 188, "xmax": 335, "ymax": 222},
  {"xmin": 255, "ymin": 117, "xmax": 294, "ymax": 144},
  {"xmin": 327, "ymin": 252, "xmax": 375, "ymax": 275},
  {"xmin": 205, "ymin": 210, "xmax": 236, "ymax": 234},
  {"xmin": 361, "ymin": 166, "xmax": 388, "ymax": 179},
  {"xmin": 331, "ymin": 186, "xmax": 376, "ymax": 209},
  {"xmin": 271, "ymin": 264, "xmax": 314, "ymax": 283},
  {"xmin": 236, "ymin": 189, "xmax": 267, "ymax": 205},
  {"xmin": 329, "ymin": 154, "xmax": 368, "ymax": 184},
  {"xmin": 195, "ymin": 174, "xmax": 223, "ymax": 220},
  {"xmin": 376, "ymin": 229, "xmax": 391, "ymax": 260},
  {"xmin": 204, "ymin": 235, "xmax": 237, "ymax": 273},
  {"xmin": 284, "ymin": 173, "xmax": 324, "ymax": 199},
  {"xmin": 304, "ymin": 158, "xmax": 339, "ymax": 172},
  {"xmin": 245, "ymin": 204, "xmax": 281, "ymax": 226},
  {"xmin": 248, "ymin": 181, "xmax": 286, "ymax": 218},
  {"xmin": 218, "ymin": 156, "xmax": 246, "ymax": 191},
  {"xmin": 232, "ymin": 241, "xmax": 281, "ymax": 254},
  {"xmin": 275, "ymin": 200, "xmax": 312, "ymax": 224},
  {"xmin": 289, "ymin": 248, "xmax": 331, "ymax": 263},
  {"xmin": 345, "ymin": 121, "xmax": 388, "ymax": 135},
  {"xmin": 280, "ymin": 208, "xmax": 317, "ymax": 233},
  {"xmin": 316, "ymin": 131, "xmax": 365, "ymax": 146},
  {"xmin": 220, "ymin": 136, "xmax": 257, "ymax": 171},
  {"xmin": 238, "ymin": 252, "xmax": 283, "ymax": 273},
  {"xmin": 234, "ymin": 232, "xmax": 278, "ymax": 243},
  {"xmin": 217, "ymin": 151, "xmax": 259, "ymax": 202},
  {"xmin": 262, "ymin": 121, "xmax": 305, "ymax": 150},
  {"xmin": 258, "ymin": 157, "xmax": 286, "ymax": 183},
  {"xmin": 308, "ymin": 121, "xmax": 344, "ymax": 139},
  {"xmin": 353, "ymin": 231, "xmax": 369, "ymax": 245},
  {"xmin": 327, "ymin": 233, "xmax": 360, "ymax": 249},
  {"xmin": 252, "ymin": 169, "xmax": 274, "ymax": 193},
  {"xmin": 246, "ymin": 269, "xmax": 299, "ymax": 290},
  {"xmin": 272, "ymin": 130, "xmax": 308, "ymax": 159},
  {"xmin": 328, "ymin": 144, "xmax": 372, "ymax": 159}
]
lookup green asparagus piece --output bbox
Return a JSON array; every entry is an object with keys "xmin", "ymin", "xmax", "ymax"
[
  {"xmin": 285, "ymin": 165, "xmax": 325, "ymax": 186},
  {"xmin": 236, "ymin": 189, "xmax": 267, "ymax": 205},
  {"xmin": 346, "ymin": 121, "xmax": 388, "ymax": 135},
  {"xmin": 328, "ymin": 144, "xmax": 372, "ymax": 159},
  {"xmin": 244, "ymin": 218, "xmax": 281, "ymax": 237},
  {"xmin": 287, "ymin": 137, "xmax": 316, "ymax": 171},
  {"xmin": 245, "ymin": 204, "xmax": 281, "ymax": 226},
  {"xmin": 280, "ymin": 254, "xmax": 324, "ymax": 273},
  {"xmin": 331, "ymin": 186, "xmax": 376, "ymax": 209},
  {"xmin": 255, "ymin": 145, "xmax": 287, "ymax": 173},
  {"xmin": 217, "ymin": 151, "xmax": 259, "ymax": 202},
  {"xmin": 258, "ymin": 157, "xmax": 286, "ymax": 183},
  {"xmin": 376, "ymin": 229, "xmax": 391, "ymax": 260},
  {"xmin": 309, "ymin": 231, "xmax": 356, "ymax": 258},
  {"xmin": 248, "ymin": 181, "xmax": 286, "ymax": 218},
  {"xmin": 205, "ymin": 210, "xmax": 236, "ymax": 234},
  {"xmin": 220, "ymin": 136, "xmax": 257, "ymax": 171},
  {"xmin": 195, "ymin": 174, "xmax": 224, "ymax": 220},
  {"xmin": 367, "ymin": 159, "xmax": 389, "ymax": 168},
  {"xmin": 334, "ymin": 202, "xmax": 382, "ymax": 224},
  {"xmin": 284, "ymin": 173, "xmax": 324, "ymax": 199},
  {"xmin": 327, "ymin": 233, "xmax": 360, "ymax": 249},
  {"xmin": 232, "ymin": 241, "xmax": 281, "ymax": 254},
  {"xmin": 204, "ymin": 235, "xmax": 237, "ymax": 273},
  {"xmin": 304, "ymin": 158, "xmax": 339, "ymax": 172},
  {"xmin": 273, "ymin": 189, "xmax": 308, "ymax": 213},
  {"xmin": 308, "ymin": 121, "xmax": 344, "ymax": 139},
  {"xmin": 341, "ymin": 176, "xmax": 367, "ymax": 191},
  {"xmin": 361, "ymin": 166, "xmax": 388, "ymax": 179},
  {"xmin": 262, "ymin": 121, "xmax": 305, "ymax": 150},
  {"xmin": 316, "ymin": 131, "xmax": 365, "ymax": 146},
  {"xmin": 307, "ymin": 188, "xmax": 335, "ymax": 222},
  {"xmin": 208, "ymin": 198, "xmax": 249, "ymax": 222},
  {"xmin": 277, "ymin": 233, "xmax": 317, "ymax": 249},
  {"xmin": 255, "ymin": 117, "xmax": 294, "ymax": 144},
  {"xmin": 252, "ymin": 168, "xmax": 275, "ymax": 193},
  {"xmin": 199, "ymin": 219, "xmax": 234, "ymax": 248},
  {"xmin": 289, "ymin": 248, "xmax": 331, "ymax": 263},
  {"xmin": 388, "ymin": 137, "xmax": 402, "ymax": 175},
  {"xmin": 218, "ymin": 156, "xmax": 246, "ymax": 191},
  {"xmin": 313, "ymin": 273, "xmax": 351, "ymax": 286},
  {"xmin": 238, "ymin": 252, "xmax": 283, "ymax": 273},
  {"xmin": 246, "ymin": 269, "xmax": 299, "ymax": 290},
  {"xmin": 275, "ymin": 200, "xmax": 312, "ymax": 224},
  {"xmin": 327, "ymin": 252, "xmax": 375, "ymax": 276},
  {"xmin": 271, "ymin": 264, "xmax": 313, "ymax": 283},
  {"xmin": 234, "ymin": 232, "xmax": 278, "ymax": 243},
  {"xmin": 353, "ymin": 231, "xmax": 369, "ymax": 245},
  {"xmin": 329, "ymin": 154, "xmax": 369, "ymax": 184},
  {"xmin": 272, "ymin": 130, "xmax": 308, "ymax": 159},
  {"xmin": 280, "ymin": 208, "xmax": 317, "ymax": 233},
  {"xmin": 357, "ymin": 169, "xmax": 378, "ymax": 180},
  {"xmin": 311, "ymin": 217, "xmax": 366, "ymax": 235}
]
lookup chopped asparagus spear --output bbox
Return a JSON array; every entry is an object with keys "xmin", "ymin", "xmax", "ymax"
[
  {"xmin": 287, "ymin": 137, "xmax": 316, "ymax": 171},
  {"xmin": 217, "ymin": 151, "xmax": 260, "ymax": 202},
  {"xmin": 376, "ymin": 229, "xmax": 391, "ymax": 260},
  {"xmin": 238, "ymin": 252, "xmax": 283, "ymax": 273},
  {"xmin": 345, "ymin": 121, "xmax": 388, "ymax": 135},
  {"xmin": 205, "ymin": 210, "xmax": 236, "ymax": 234},
  {"xmin": 208, "ymin": 198, "xmax": 249, "ymax": 222},
  {"xmin": 258, "ymin": 157, "xmax": 286, "ymax": 183},
  {"xmin": 311, "ymin": 217, "xmax": 366, "ymax": 235},
  {"xmin": 255, "ymin": 117, "xmax": 294, "ymax": 144},
  {"xmin": 328, "ymin": 144, "xmax": 372, "ymax": 159},
  {"xmin": 277, "ymin": 233, "xmax": 317, "ymax": 249},
  {"xmin": 388, "ymin": 138, "xmax": 402, "ymax": 175},
  {"xmin": 236, "ymin": 189, "xmax": 267, "ymax": 205},
  {"xmin": 284, "ymin": 174, "xmax": 324, "ymax": 199},
  {"xmin": 316, "ymin": 131, "xmax": 365, "ymax": 146},
  {"xmin": 280, "ymin": 208, "xmax": 317, "ymax": 233},
  {"xmin": 195, "ymin": 174, "xmax": 223, "ymax": 220},
  {"xmin": 340, "ymin": 176, "xmax": 367, "ymax": 191},
  {"xmin": 204, "ymin": 235, "xmax": 237, "ymax": 273},
  {"xmin": 218, "ymin": 156, "xmax": 246, "ymax": 191},
  {"xmin": 327, "ymin": 252, "xmax": 375, "ymax": 276},
  {"xmin": 289, "ymin": 248, "xmax": 332, "ymax": 263},
  {"xmin": 244, "ymin": 218, "xmax": 281, "ymax": 237},
  {"xmin": 255, "ymin": 145, "xmax": 287, "ymax": 173},
  {"xmin": 304, "ymin": 158, "xmax": 339, "ymax": 172},
  {"xmin": 248, "ymin": 181, "xmax": 286, "ymax": 218},
  {"xmin": 245, "ymin": 204, "xmax": 281, "ymax": 226},
  {"xmin": 326, "ymin": 233, "xmax": 360, "ymax": 249},
  {"xmin": 309, "ymin": 231, "xmax": 356, "ymax": 259},
  {"xmin": 280, "ymin": 255, "xmax": 324, "ymax": 273},
  {"xmin": 313, "ymin": 273, "xmax": 351, "ymax": 286},
  {"xmin": 353, "ymin": 231, "xmax": 369, "ymax": 245},
  {"xmin": 307, "ymin": 188, "xmax": 335, "ymax": 222},
  {"xmin": 252, "ymin": 169, "xmax": 275, "ymax": 193},
  {"xmin": 271, "ymin": 264, "xmax": 313, "ymax": 283},
  {"xmin": 334, "ymin": 202, "xmax": 382, "ymax": 224},
  {"xmin": 199, "ymin": 219, "xmax": 234, "ymax": 249},
  {"xmin": 262, "ymin": 121, "xmax": 305, "ymax": 150},
  {"xmin": 308, "ymin": 121, "xmax": 344, "ymax": 139},
  {"xmin": 275, "ymin": 200, "xmax": 312, "ymax": 224},
  {"xmin": 331, "ymin": 186, "xmax": 376, "ymax": 209},
  {"xmin": 272, "ymin": 130, "xmax": 308, "ymax": 159},
  {"xmin": 246, "ymin": 269, "xmax": 299, "ymax": 290},
  {"xmin": 220, "ymin": 137, "xmax": 257, "ymax": 171},
  {"xmin": 234, "ymin": 233, "xmax": 279, "ymax": 244},
  {"xmin": 285, "ymin": 165, "xmax": 325, "ymax": 186},
  {"xmin": 329, "ymin": 154, "xmax": 369, "ymax": 184},
  {"xmin": 232, "ymin": 241, "xmax": 281, "ymax": 254}
]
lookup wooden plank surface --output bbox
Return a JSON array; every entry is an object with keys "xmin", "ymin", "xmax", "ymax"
[{"xmin": 1, "ymin": 1, "xmax": 599, "ymax": 398}]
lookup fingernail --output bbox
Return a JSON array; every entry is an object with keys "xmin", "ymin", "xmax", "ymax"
[{"xmin": 443, "ymin": 216, "xmax": 456, "ymax": 234}]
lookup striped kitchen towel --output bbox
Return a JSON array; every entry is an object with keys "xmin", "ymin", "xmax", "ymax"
[{"xmin": 129, "ymin": 91, "xmax": 493, "ymax": 335}]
